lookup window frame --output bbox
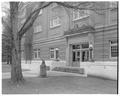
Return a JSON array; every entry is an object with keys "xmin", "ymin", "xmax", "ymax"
[
  {"xmin": 73, "ymin": 9, "xmax": 89, "ymax": 21},
  {"xmin": 50, "ymin": 17, "xmax": 61, "ymax": 28},
  {"xmin": 34, "ymin": 25, "xmax": 42, "ymax": 33},
  {"xmin": 50, "ymin": 48, "xmax": 55, "ymax": 59},
  {"xmin": 50, "ymin": 48, "xmax": 59, "ymax": 60},
  {"xmin": 33, "ymin": 49, "xmax": 40, "ymax": 59},
  {"xmin": 109, "ymin": 40, "xmax": 118, "ymax": 59}
]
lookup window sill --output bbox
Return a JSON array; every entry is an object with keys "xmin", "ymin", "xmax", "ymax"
[
  {"xmin": 50, "ymin": 24, "xmax": 61, "ymax": 29},
  {"xmin": 73, "ymin": 15, "xmax": 89, "ymax": 21},
  {"xmin": 34, "ymin": 31, "xmax": 42, "ymax": 34}
]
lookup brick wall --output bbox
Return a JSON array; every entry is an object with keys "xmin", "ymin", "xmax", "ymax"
[
  {"xmin": 94, "ymin": 25, "xmax": 117, "ymax": 61},
  {"xmin": 33, "ymin": 38, "xmax": 67, "ymax": 60}
]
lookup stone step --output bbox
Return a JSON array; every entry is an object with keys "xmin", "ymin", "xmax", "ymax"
[{"xmin": 52, "ymin": 66, "xmax": 85, "ymax": 74}]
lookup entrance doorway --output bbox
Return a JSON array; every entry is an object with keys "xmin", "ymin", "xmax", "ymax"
[{"xmin": 72, "ymin": 43, "xmax": 89, "ymax": 67}]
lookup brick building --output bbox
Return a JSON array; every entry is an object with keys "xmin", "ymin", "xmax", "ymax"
[{"xmin": 21, "ymin": 2, "xmax": 118, "ymax": 80}]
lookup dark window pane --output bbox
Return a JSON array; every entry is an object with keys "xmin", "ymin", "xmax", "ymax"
[
  {"xmin": 72, "ymin": 45, "xmax": 75, "ymax": 49},
  {"xmin": 111, "ymin": 40, "xmax": 117, "ymax": 44},
  {"xmin": 51, "ymin": 51, "xmax": 54, "ymax": 58},
  {"xmin": 82, "ymin": 43, "xmax": 89, "ymax": 48},
  {"xmin": 82, "ymin": 50, "xmax": 89, "ymax": 62},
  {"xmin": 34, "ymin": 52, "xmax": 37, "ymax": 58},
  {"xmin": 72, "ymin": 45, "xmax": 80, "ymax": 49},
  {"xmin": 38, "ymin": 52, "xmax": 40, "ymax": 58},
  {"xmin": 111, "ymin": 46, "xmax": 118, "ymax": 57},
  {"xmin": 73, "ymin": 51, "xmax": 76, "ymax": 61},
  {"xmin": 77, "ymin": 51, "xmax": 80, "ymax": 57},
  {"xmin": 56, "ymin": 50, "xmax": 59, "ymax": 59},
  {"xmin": 76, "ymin": 45, "xmax": 80, "ymax": 49}
]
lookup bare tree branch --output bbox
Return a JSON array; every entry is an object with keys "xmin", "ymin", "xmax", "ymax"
[
  {"xmin": 18, "ymin": 2, "xmax": 52, "ymax": 38},
  {"xmin": 56, "ymin": 2, "xmax": 117, "ymax": 11},
  {"xmin": 2, "ymin": 17, "xmax": 13, "ymax": 39}
]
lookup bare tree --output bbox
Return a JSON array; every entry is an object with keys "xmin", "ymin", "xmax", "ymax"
[
  {"xmin": 8, "ymin": 2, "xmax": 51, "ymax": 84},
  {"xmin": 2, "ymin": 1, "xmax": 117, "ymax": 84}
]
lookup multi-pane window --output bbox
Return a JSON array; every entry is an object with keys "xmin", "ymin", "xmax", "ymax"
[
  {"xmin": 72, "ymin": 43, "xmax": 89, "ymax": 62},
  {"xmin": 33, "ymin": 49, "xmax": 40, "ymax": 59},
  {"xmin": 73, "ymin": 9, "xmax": 89, "ymax": 20},
  {"xmin": 110, "ymin": 40, "xmax": 118, "ymax": 58},
  {"xmin": 50, "ymin": 17, "xmax": 61, "ymax": 28},
  {"xmin": 34, "ymin": 25, "xmax": 42, "ymax": 33},
  {"xmin": 50, "ymin": 48, "xmax": 59, "ymax": 60}
]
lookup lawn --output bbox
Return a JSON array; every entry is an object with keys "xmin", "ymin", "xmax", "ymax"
[
  {"xmin": 2, "ymin": 64, "xmax": 11, "ymax": 73},
  {"xmin": 2, "ymin": 63, "xmax": 118, "ymax": 94},
  {"xmin": 2, "ymin": 75, "xmax": 117, "ymax": 94},
  {"xmin": 2, "ymin": 64, "xmax": 30, "ymax": 73}
]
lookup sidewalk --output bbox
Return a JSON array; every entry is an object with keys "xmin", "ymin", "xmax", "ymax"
[{"xmin": 2, "ymin": 70, "xmax": 87, "ymax": 79}]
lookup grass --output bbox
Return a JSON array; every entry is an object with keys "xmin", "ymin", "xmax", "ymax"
[
  {"xmin": 2, "ymin": 75, "xmax": 117, "ymax": 94},
  {"xmin": 2, "ymin": 64, "xmax": 30, "ymax": 73},
  {"xmin": 2, "ymin": 63, "xmax": 117, "ymax": 94}
]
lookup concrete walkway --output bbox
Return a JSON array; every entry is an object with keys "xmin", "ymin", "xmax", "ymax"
[{"xmin": 2, "ymin": 70, "xmax": 87, "ymax": 79}]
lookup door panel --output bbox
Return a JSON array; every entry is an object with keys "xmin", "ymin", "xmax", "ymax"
[
  {"xmin": 72, "ymin": 51, "xmax": 80, "ymax": 67},
  {"xmin": 81, "ymin": 50, "xmax": 89, "ymax": 62}
]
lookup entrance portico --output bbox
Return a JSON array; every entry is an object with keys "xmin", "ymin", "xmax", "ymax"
[{"xmin": 65, "ymin": 25, "xmax": 95, "ymax": 67}]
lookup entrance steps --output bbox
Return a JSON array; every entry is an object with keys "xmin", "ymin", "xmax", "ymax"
[{"xmin": 52, "ymin": 66, "xmax": 87, "ymax": 77}]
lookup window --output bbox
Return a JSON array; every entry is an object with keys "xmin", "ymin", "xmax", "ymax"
[
  {"xmin": 33, "ymin": 49, "xmax": 40, "ymax": 59},
  {"xmin": 50, "ymin": 17, "xmax": 61, "ymax": 28},
  {"xmin": 73, "ymin": 9, "xmax": 89, "ymax": 21},
  {"xmin": 110, "ymin": 40, "xmax": 118, "ymax": 58},
  {"xmin": 50, "ymin": 48, "xmax": 59, "ymax": 60},
  {"xmin": 34, "ymin": 25, "xmax": 42, "ymax": 33},
  {"xmin": 50, "ymin": 48, "xmax": 54, "ymax": 59},
  {"xmin": 72, "ymin": 43, "xmax": 89, "ymax": 62},
  {"xmin": 81, "ymin": 43, "xmax": 89, "ymax": 49}
]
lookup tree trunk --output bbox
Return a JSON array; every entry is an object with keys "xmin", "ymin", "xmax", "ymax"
[
  {"xmin": 10, "ymin": 2, "xmax": 24, "ymax": 83},
  {"xmin": 11, "ymin": 39, "xmax": 24, "ymax": 83}
]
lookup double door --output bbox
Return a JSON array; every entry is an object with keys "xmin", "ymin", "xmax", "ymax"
[{"xmin": 72, "ymin": 49, "xmax": 89, "ymax": 67}]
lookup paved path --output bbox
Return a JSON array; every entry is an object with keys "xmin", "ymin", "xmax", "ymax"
[{"xmin": 2, "ymin": 70, "xmax": 86, "ymax": 79}]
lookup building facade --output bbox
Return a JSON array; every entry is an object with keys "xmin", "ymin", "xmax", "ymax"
[
  {"xmin": 21, "ymin": 2, "xmax": 118, "ymax": 79},
  {"xmin": 26, "ymin": 2, "xmax": 117, "ymax": 62}
]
